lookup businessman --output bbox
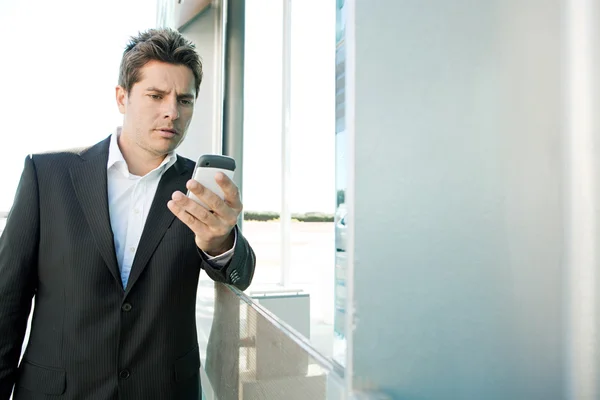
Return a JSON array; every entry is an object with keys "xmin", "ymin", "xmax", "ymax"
[{"xmin": 0, "ymin": 28, "xmax": 255, "ymax": 399}]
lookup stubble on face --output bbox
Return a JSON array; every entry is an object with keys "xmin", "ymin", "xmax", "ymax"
[{"xmin": 118, "ymin": 60, "xmax": 196, "ymax": 164}]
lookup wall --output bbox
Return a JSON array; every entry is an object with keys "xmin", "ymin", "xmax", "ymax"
[
  {"xmin": 346, "ymin": 1, "xmax": 599, "ymax": 398},
  {"xmin": 177, "ymin": 6, "xmax": 223, "ymax": 161}
]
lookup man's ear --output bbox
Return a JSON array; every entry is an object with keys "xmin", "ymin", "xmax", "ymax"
[{"xmin": 116, "ymin": 86, "xmax": 127, "ymax": 115}]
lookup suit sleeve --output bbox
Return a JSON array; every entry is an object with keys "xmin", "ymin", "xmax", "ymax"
[
  {"xmin": 198, "ymin": 226, "xmax": 256, "ymax": 291},
  {"xmin": 0, "ymin": 156, "xmax": 39, "ymax": 399}
]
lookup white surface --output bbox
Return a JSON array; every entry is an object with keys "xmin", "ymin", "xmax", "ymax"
[
  {"xmin": 188, "ymin": 166, "xmax": 235, "ymax": 209},
  {"xmin": 252, "ymin": 294, "xmax": 311, "ymax": 338}
]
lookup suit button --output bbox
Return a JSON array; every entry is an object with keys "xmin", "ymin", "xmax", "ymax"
[
  {"xmin": 119, "ymin": 369, "xmax": 130, "ymax": 379},
  {"xmin": 121, "ymin": 303, "xmax": 132, "ymax": 312}
]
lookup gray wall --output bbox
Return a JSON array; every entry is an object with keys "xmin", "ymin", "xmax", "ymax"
[{"xmin": 347, "ymin": 1, "xmax": 598, "ymax": 398}]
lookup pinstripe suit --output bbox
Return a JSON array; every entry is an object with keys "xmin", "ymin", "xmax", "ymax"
[{"xmin": 0, "ymin": 136, "xmax": 256, "ymax": 399}]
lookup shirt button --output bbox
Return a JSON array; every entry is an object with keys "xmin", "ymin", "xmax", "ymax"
[
  {"xmin": 119, "ymin": 369, "xmax": 130, "ymax": 379},
  {"xmin": 134, "ymin": 209, "xmax": 140, "ymax": 214},
  {"xmin": 130, "ymin": 247, "xmax": 136, "ymax": 253},
  {"xmin": 122, "ymin": 303, "xmax": 132, "ymax": 312}
]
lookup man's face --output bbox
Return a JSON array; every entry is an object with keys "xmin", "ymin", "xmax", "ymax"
[{"xmin": 116, "ymin": 60, "xmax": 196, "ymax": 157}]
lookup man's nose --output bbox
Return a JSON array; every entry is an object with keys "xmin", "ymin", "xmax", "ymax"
[{"xmin": 163, "ymin": 98, "xmax": 180, "ymax": 120}]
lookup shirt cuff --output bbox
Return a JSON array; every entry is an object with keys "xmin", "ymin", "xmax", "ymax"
[{"xmin": 201, "ymin": 229, "xmax": 237, "ymax": 266}]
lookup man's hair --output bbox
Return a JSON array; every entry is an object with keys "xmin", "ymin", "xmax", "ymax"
[{"xmin": 118, "ymin": 28, "xmax": 203, "ymax": 97}]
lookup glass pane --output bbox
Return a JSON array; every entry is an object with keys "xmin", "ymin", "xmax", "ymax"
[
  {"xmin": 242, "ymin": 0, "xmax": 284, "ymax": 285},
  {"xmin": 196, "ymin": 278, "xmax": 346, "ymax": 399},
  {"xmin": 333, "ymin": 0, "xmax": 349, "ymax": 368},
  {"xmin": 288, "ymin": 0, "xmax": 337, "ymax": 361},
  {"xmin": 242, "ymin": 0, "xmax": 342, "ymax": 369}
]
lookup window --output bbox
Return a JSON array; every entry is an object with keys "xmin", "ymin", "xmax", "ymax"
[{"xmin": 242, "ymin": 0, "xmax": 337, "ymax": 360}]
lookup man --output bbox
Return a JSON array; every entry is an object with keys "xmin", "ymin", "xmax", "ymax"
[{"xmin": 0, "ymin": 28, "xmax": 255, "ymax": 399}]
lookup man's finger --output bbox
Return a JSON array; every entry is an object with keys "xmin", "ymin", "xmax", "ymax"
[
  {"xmin": 186, "ymin": 180, "xmax": 239, "ymax": 221},
  {"xmin": 167, "ymin": 199, "xmax": 208, "ymax": 233},
  {"xmin": 186, "ymin": 180, "xmax": 223, "ymax": 211},
  {"xmin": 169, "ymin": 191, "xmax": 216, "ymax": 228},
  {"xmin": 214, "ymin": 172, "xmax": 242, "ymax": 210}
]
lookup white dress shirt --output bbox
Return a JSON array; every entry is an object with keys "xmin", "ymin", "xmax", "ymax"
[{"xmin": 106, "ymin": 130, "xmax": 233, "ymax": 288}]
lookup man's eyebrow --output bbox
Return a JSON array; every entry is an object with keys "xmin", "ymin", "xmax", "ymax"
[
  {"xmin": 146, "ymin": 87, "xmax": 195, "ymax": 99},
  {"xmin": 146, "ymin": 87, "xmax": 167, "ymax": 94}
]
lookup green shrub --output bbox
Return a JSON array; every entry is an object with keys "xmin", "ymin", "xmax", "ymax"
[
  {"xmin": 243, "ymin": 211, "xmax": 280, "ymax": 221},
  {"xmin": 243, "ymin": 211, "xmax": 333, "ymax": 222},
  {"xmin": 293, "ymin": 212, "xmax": 333, "ymax": 222}
]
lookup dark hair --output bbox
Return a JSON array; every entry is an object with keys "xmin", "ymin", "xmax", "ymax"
[{"xmin": 118, "ymin": 28, "xmax": 203, "ymax": 97}]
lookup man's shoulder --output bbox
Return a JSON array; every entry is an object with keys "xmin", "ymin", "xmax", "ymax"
[
  {"xmin": 32, "ymin": 147, "xmax": 86, "ymax": 160},
  {"xmin": 29, "ymin": 136, "xmax": 111, "ymax": 166},
  {"xmin": 28, "ymin": 148, "xmax": 86, "ymax": 170}
]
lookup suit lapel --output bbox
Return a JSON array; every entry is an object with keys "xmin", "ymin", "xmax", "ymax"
[
  {"xmin": 69, "ymin": 136, "xmax": 123, "ymax": 291},
  {"xmin": 125, "ymin": 157, "xmax": 190, "ymax": 293}
]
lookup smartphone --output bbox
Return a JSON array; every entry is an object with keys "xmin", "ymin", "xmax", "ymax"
[{"xmin": 187, "ymin": 154, "xmax": 236, "ymax": 209}]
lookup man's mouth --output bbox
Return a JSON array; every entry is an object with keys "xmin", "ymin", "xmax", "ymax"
[
  {"xmin": 157, "ymin": 128, "xmax": 179, "ymax": 138},
  {"xmin": 158, "ymin": 128, "xmax": 178, "ymax": 134}
]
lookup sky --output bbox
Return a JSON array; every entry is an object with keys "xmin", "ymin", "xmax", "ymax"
[
  {"xmin": 0, "ymin": 0, "xmax": 336, "ymax": 214},
  {"xmin": 0, "ymin": 0, "xmax": 155, "ymax": 211}
]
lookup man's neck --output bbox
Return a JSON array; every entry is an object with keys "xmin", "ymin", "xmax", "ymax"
[{"xmin": 117, "ymin": 132, "xmax": 166, "ymax": 177}]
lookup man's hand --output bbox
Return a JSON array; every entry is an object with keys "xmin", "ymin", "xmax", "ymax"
[{"xmin": 167, "ymin": 172, "xmax": 242, "ymax": 256}]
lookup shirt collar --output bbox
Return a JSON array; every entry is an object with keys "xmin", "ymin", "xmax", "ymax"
[
  {"xmin": 107, "ymin": 127, "xmax": 178, "ymax": 176},
  {"xmin": 107, "ymin": 128, "xmax": 126, "ymax": 171}
]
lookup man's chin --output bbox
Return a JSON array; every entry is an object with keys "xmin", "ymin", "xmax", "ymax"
[{"xmin": 153, "ymin": 139, "xmax": 180, "ymax": 154}]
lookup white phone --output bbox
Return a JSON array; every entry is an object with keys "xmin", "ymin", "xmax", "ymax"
[{"xmin": 187, "ymin": 154, "xmax": 236, "ymax": 210}]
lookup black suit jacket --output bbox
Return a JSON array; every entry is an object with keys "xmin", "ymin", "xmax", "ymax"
[{"xmin": 0, "ymin": 136, "xmax": 255, "ymax": 399}]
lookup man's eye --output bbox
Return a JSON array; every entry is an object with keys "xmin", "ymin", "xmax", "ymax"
[
  {"xmin": 180, "ymin": 99, "xmax": 193, "ymax": 106},
  {"xmin": 149, "ymin": 94, "xmax": 161, "ymax": 100}
]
